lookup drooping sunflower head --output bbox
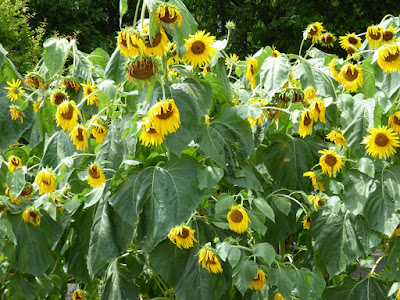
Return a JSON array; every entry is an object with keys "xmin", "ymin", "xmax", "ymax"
[
  {"xmin": 148, "ymin": 99, "xmax": 181, "ymax": 135},
  {"xmin": 198, "ymin": 246, "xmax": 223, "ymax": 274},
  {"xmin": 167, "ymin": 42, "xmax": 182, "ymax": 65},
  {"xmin": 318, "ymin": 148, "xmax": 345, "ymax": 177},
  {"xmin": 382, "ymin": 25, "xmax": 398, "ymax": 45},
  {"xmin": 35, "ymin": 168, "xmax": 57, "ymax": 194},
  {"xmin": 91, "ymin": 119, "xmax": 108, "ymax": 144},
  {"xmin": 5, "ymin": 185, "xmax": 19, "ymax": 204},
  {"xmin": 20, "ymin": 183, "xmax": 33, "ymax": 200},
  {"xmin": 389, "ymin": 111, "xmax": 400, "ymax": 134},
  {"xmin": 246, "ymin": 58, "xmax": 258, "ymax": 89},
  {"xmin": 304, "ymin": 86, "xmax": 317, "ymax": 102},
  {"xmin": 56, "ymin": 100, "xmax": 80, "ymax": 131},
  {"xmin": 377, "ymin": 44, "xmax": 400, "ymax": 73},
  {"xmin": 308, "ymin": 194, "xmax": 324, "ymax": 211},
  {"xmin": 339, "ymin": 32, "xmax": 362, "ymax": 50},
  {"xmin": 126, "ymin": 56, "xmax": 158, "ymax": 82},
  {"xmin": 328, "ymin": 58, "xmax": 340, "ymax": 81},
  {"xmin": 319, "ymin": 32, "xmax": 336, "ymax": 47},
  {"xmin": 5, "ymin": 79, "xmax": 24, "ymax": 102},
  {"xmin": 390, "ymin": 224, "xmax": 400, "ymax": 238},
  {"xmin": 155, "ymin": 4, "xmax": 183, "ymax": 28},
  {"xmin": 8, "ymin": 155, "xmax": 22, "ymax": 173},
  {"xmin": 227, "ymin": 205, "xmax": 250, "ymax": 234},
  {"xmin": 366, "ymin": 25, "xmax": 383, "ymax": 49},
  {"xmin": 81, "ymin": 81, "xmax": 99, "ymax": 106},
  {"xmin": 141, "ymin": 25, "xmax": 169, "ymax": 57},
  {"xmin": 87, "ymin": 163, "xmax": 106, "ymax": 188},
  {"xmin": 9, "ymin": 105, "xmax": 24, "ymax": 124},
  {"xmin": 33, "ymin": 100, "xmax": 43, "ymax": 112},
  {"xmin": 183, "ymin": 30, "xmax": 217, "ymax": 68},
  {"xmin": 50, "ymin": 90, "xmax": 68, "ymax": 106},
  {"xmin": 338, "ymin": 63, "xmax": 363, "ymax": 93},
  {"xmin": 310, "ymin": 99, "xmax": 326, "ymax": 123},
  {"xmin": 299, "ymin": 110, "xmax": 314, "ymax": 138},
  {"xmin": 303, "ymin": 171, "xmax": 325, "ymax": 191},
  {"xmin": 62, "ymin": 77, "xmax": 80, "ymax": 92},
  {"xmin": 249, "ymin": 269, "xmax": 267, "ymax": 291},
  {"xmin": 274, "ymin": 293, "xmax": 286, "ymax": 300},
  {"xmin": 22, "ymin": 208, "xmax": 41, "ymax": 226},
  {"xmin": 70, "ymin": 124, "xmax": 87, "ymax": 151},
  {"xmin": 168, "ymin": 225, "xmax": 197, "ymax": 249},
  {"xmin": 326, "ymin": 129, "xmax": 348, "ymax": 148},
  {"xmin": 302, "ymin": 216, "xmax": 311, "ymax": 230},
  {"xmin": 225, "ymin": 53, "xmax": 239, "ymax": 70},
  {"xmin": 363, "ymin": 125, "xmax": 400, "ymax": 159},
  {"xmin": 117, "ymin": 27, "xmax": 145, "ymax": 58},
  {"xmin": 306, "ymin": 22, "xmax": 325, "ymax": 42},
  {"xmin": 272, "ymin": 45, "xmax": 281, "ymax": 57},
  {"xmin": 24, "ymin": 73, "xmax": 46, "ymax": 90},
  {"xmin": 139, "ymin": 117, "xmax": 165, "ymax": 147},
  {"xmin": 72, "ymin": 290, "xmax": 85, "ymax": 300}
]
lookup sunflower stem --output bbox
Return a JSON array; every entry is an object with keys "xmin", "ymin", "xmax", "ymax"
[
  {"xmin": 379, "ymin": 14, "xmax": 395, "ymax": 25},
  {"xmin": 303, "ymin": 42, "xmax": 316, "ymax": 59},
  {"xmin": 133, "ymin": 0, "xmax": 142, "ymax": 26},
  {"xmin": 232, "ymin": 245, "xmax": 253, "ymax": 252},
  {"xmin": 139, "ymin": 2, "xmax": 147, "ymax": 30},
  {"xmin": 298, "ymin": 39, "xmax": 305, "ymax": 57},
  {"xmin": 279, "ymin": 239, "xmax": 286, "ymax": 257}
]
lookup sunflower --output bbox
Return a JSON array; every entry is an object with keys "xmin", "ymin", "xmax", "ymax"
[
  {"xmin": 339, "ymin": 33, "xmax": 362, "ymax": 50},
  {"xmin": 168, "ymin": 225, "xmax": 197, "ymax": 249},
  {"xmin": 391, "ymin": 224, "xmax": 400, "ymax": 238},
  {"xmin": 363, "ymin": 125, "xmax": 400, "ymax": 159},
  {"xmin": 5, "ymin": 79, "xmax": 24, "ymax": 102},
  {"xmin": 9, "ymin": 105, "xmax": 23, "ymax": 124},
  {"xmin": 345, "ymin": 44, "xmax": 359, "ymax": 58},
  {"xmin": 366, "ymin": 25, "xmax": 383, "ymax": 49},
  {"xmin": 377, "ymin": 44, "xmax": 400, "ymax": 73},
  {"xmin": 389, "ymin": 111, "xmax": 400, "ymax": 134},
  {"xmin": 20, "ymin": 184, "xmax": 33, "ymax": 201},
  {"xmin": 183, "ymin": 31, "xmax": 217, "ymax": 68},
  {"xmin": 155, "ymin": 5, "xmax": 183, "ymax": 28},
  {"xmin": 167, "ymin": 42, "xmax": 182, "ymax": 66},
  {"xmin": 382, "ymin": 25, "xmax": 398, "ymax": 45},
  {"xmin": 139, "ymin": 118, "xmax": 165, "ymax": 147},
  {"xmin": 338, "ymin": 64, "xmax": 363, "ymax": 93},
  {"xmin": 33, "ymin": 100, "xmax": 42, "ymax": 112},
  {"xmin": 202, "ymin": 65, "xmax": 211, "ymax": 76},
  {"xmin": 227, "ymin": 205, "xmax": 250, "ymax": 233},
  {"xmin": 72, "ymin": 290, "xmax": 85, "ymax": 300},
  {"xmin": 8, "ymin": 155, "xmax": 22, "ymax": 173},
  {"xmin": 81, "ymin": 81, "xmax": 99, "ymax": 106},
  {"xmin": 272, "ymin": 45, "xmax": 281, "ymax": 57},
  {"xmin": 309, "ymin": 99, "xmax": 326, "ymax": 123},
  {"xmin": 249, "ymin": 269, "xmax": 267, "ymax": 291},
  {"xmin": 50, "ymin": 90, "xmax": 68, "ymax": 106},
  {"xmin": 302, "ymin": 216, "xmax": 311, "ymax": 230},
  {"xmin": 126, "ymin": 57, "xmax": 158, "ymax": 82},
  {"xmin": 87, "ymin": 163, "xmax": 106, "ymax": 188},
  {"xmin": 299, "ymin": 110, "xmax": 314, "ymax": 138},
  {"xmin": 198, "ymin": 246, "xmax": 223, "ymax": 274},
  {"xmin": 70, "ymin": 124, "xmax": 87, "ymax": 151},
  {"xmin": 329, "ymin": 58, "xmax": 340, "ymax": 81},
  {"xmin": 319, "ymin": 32, "xmax": 336, "ymax": 47},
  {"xmin": 56, "ymin": 100, "xmax": 80, "ymax": 131},
  {"xmin": 141, "ymin": 25, "xmax": 169, "ymax": 57},
  {"xmin": 303, "ymin": 171, "xmax": 325, "ymax": 191},
  {"xmin": 318, "ymin": 149, "xmax": 345, "ymax": 177},
  {"xmin": 304, "ymin": 86, "xmax": 316, "ymax": 102},
  {"xmin": 306, "ymin": 22, "xmax": 325, "ymax": 42},
  {"xmin": 35, "ymin": 168, "xmax": 57, "ymax": 194},
  {"xmin": 247, "ymin": 112, "xmax": 267, "ymax": 127},
  {"xmin": 117, "ymin": 27, "xmax": 145, "ymax": 58},
  {"xmin": 22, "ymin": 209, "xmax": 41, "ymax": 226},
  {"xmin": 397, "ymin": 289, "xmax": 400, "ymax": 300},
  {"xmin": 246, "ymin": 58, "xmax": 258, "ymax": 89},
  {"xmin": 274, "ymin": 294, "xmax": 286, "ymax": 300},
  {"xmin": 5, "ymin": 186, "xmax": 19, "ymax": 204},
  {"xmin": 148, "ymin": 99, "xmax": 181, "ymax": 135},
  {"xmin": 225, "ymin": 53, "xmax": 239, "ymax": 70},
  {"xmin": 24, "ymin": 73, "xmax": 46, "ymax": 90},
  {"xmin": 308, "ymin": 195, "xmax": 324, "ymax": 211},
  {"xmin": 326, "ymin": 129, "xmax": 348, "ymax": 148},
  {"xmin": 91, "ymin": 119, "xmax": 108, "ymax": 143},
  {"xmin": 62, "ymin": 78, "xmax": 80, "ymax": 92}
]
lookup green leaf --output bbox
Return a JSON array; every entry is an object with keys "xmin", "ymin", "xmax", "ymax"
[
  {"xmin": 225, "ymin": 162, "xmax": 262, "ymax": 191},
  {"xmin": 8, "ymin": 273, "xmax": 39, "ymax": 300},
  {"xmin": 228, "ymin": 248, "xmax": 241, "ymax": 268},
  {"xmin": 253, "ymin": 242, "xmax": 275, "ymax": 266},
  {"xmin": 43, "ymin": 38, "xmax": 70, "ymax": 77},
  {"xmin": 375, "ymin": 91, "xmax": 393, "ymax": 114},
  {"xmin": 103, "ymin": 260, "xmax": 139, "ymax": 300},
  {"xmin": 268, "ymin": 266, "xmax": 296, "ymax": 299},
  {"xmin": 356, "ymin": 157, "xmax": 375, "ymax": 178},
  {"xmin": 36, "ymin": 99, "xmax": 56, "ymax": 136},
  {"xmin": 272, "ymin": 195, "xmax": 291, "ymax": 215},
  {"xmin": 361, "ymin": 58, "xmax": 376, "ymax": 98},
  {"xmin": 0, "ymin": 218, "xmax": 16, "ymax": 252},
  {"xmin": 248, "ymin": 210, "xmax": 267, "ymax": 235},
  {"xmin": 119, "ymin": 0, "xmax": 128, "ymax": 27},
  {"xmin": 260, "ymin": 56, "xmax": 291, "ymax": 97},
  {"xmin": 215, "ymin": 194, "xmax": 235, "ymax": 214},
  {"xmin": 6, "ymin": 168, "xmax": 25, "ymax": 198},
  {"xmin": 292, "ymin": 268, "xmax": 326, "ymax": 300},
  {"xmin": 73, "ymin": 50, "xmax": 93, "ymax": 79},
  {"xmin": 89, "ymin": 48, "xmax": 110, "ymax": 72},
  {"xmin": 98, "ymin": 79, "xmax": 117, "ymax": 100},
  {"xmin": 253, "ymin": 198, "xmax": 275, "ymax": 222},
  {"xmin": 387, "ymin": 238, "xmax": 400, "ymax": 281},
  {"xmin": 375, "ymin": 66, "xmax": 400, "ymax": 101},
  {"xmin": 197, "ymin": 165, "xmax": 224, "ymax": 190},
  {"xmin": 233, "ymin": 258, "xmax": 258, "ymax": 295},
  {"xmin": 104, "ymin": 48, "xmax": 127, "ymax": 84}
]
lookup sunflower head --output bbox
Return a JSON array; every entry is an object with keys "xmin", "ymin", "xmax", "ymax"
[
  {"xmin": 117, "ymin": 27, "xmax": 145, "ymax": 58},
  {"xmin": 299, "ymin": 110, "xmax": 314, "ymax": 138},
  {"xmin": 225, "ymin": 53, "xmax": 239, "ymax": 70},
  {"xmin": 33, "ymin": 100, "xmax": 43, "ymax": 112},
  {"xmin": 319, "ymin": 32, "xmax": 336, "ymax": 47},
  {"xmin": 72, "ymin": 290, "xmax": 85, "ymax": 300},
  {"xmin": 304, "ymin": 86, "xmax": 316, "ymax": 102},
  {"xmin": 5, "ymin": 79, "xmax": 24, "ymax": 102},
  {"xmin": 20, "ymin": 183, "xmax": 33, "ymax": 200},
  {"xmin": 302, "ymin": 216, "xmax": 311, "ymax": 230},
  {"xmin": 363, "ymin": 125, "xmax": 400, "ymax": 159},
  {"xmin": 382, "ymin": 25, "xmax": 398, "ymax": 45},
  {"xmin": 35, "ymin": 168, "xmax": 57, "ymax": 194},
  {"xmin": 391, "ymin": 224, "xmax": 400, "ymax": 238},
  {"xmin": 5, "ymin": 185, "xmax": 19, "ymax": 204},
  {"xmin": 56, "ymin": 100, "xmax": 80, "ymax": 131},
  {"xmin": 306, "ymin": 22, "xmax": 325, "ymax": 42},
  {"xmin": 141, "ymin": 25, "xmax": 169, "ymax": 57},
  {"xmin": 310, "ymin": 99, "xmax": 326, "ymax": 123},
  {"xmin": 0, "ymin": 203, "xmax": 6, "ymax": 215},
  {"xmin": 9, "ymin": 105, "xmax": 24, "ymax": 124},
  {"xmin": 274, "ymin": 293, "xmax": 286, "ymax": 300},
  {"xmin": 62, "ymin": 78, "xmax": 80, "ymax": 92},
  {"xmin": 272, "ymin": 45, "xmax": 281, "ymax": 57},
  {"xmin": 308, "ymin": 194, "xmax": 324, "ymax": 211},
  {"xmin": 70, "ymin": 124, "xmax": 87, "ymax": 151},
  {"xmin": 198, "ymin": 246, "xmax": 223, "ymax": 274},
  {"xmin": 148, "ymin": 99, "xmax": 181, "ymax": 135},
  {"xmin": 87, "ymin": 163, "xmax": 106, "ymax": 188},
  {"xmin": 377, "ymin": 44, "xmax": 400, "ymax": 73},
  {"xmin": 246, "ymin": 58, "xmax": 258, "ymax": 89},
  {"xmin": 22, "ymin": 208, "xmax": 41, "ymax": 226},
  {"xmin": 183, "ymin": 30, "xmax": 217, "ymax": 68},
  {"xmin": 328, "ymin": 58, "xmax": 340, "ymax": 81},
  {"xmin": 24, "ymin": 73, "xmax": 46, "ymax": 90},
  {"xmin": 227, "ymin": 205, "xmax": 250, "ymax": 233},
  {"xmin": 155, "ymin": 5, "xmax": 183, "ymax": 28},
  {"xmin": 81, "ymin": 81, "xmax": 99, "ymax": 106},
  {"xmin": 8, "ymin": 155, "xmax": 22, "ymax": 173},
  {"xmin": 303, "ymin": 171, "xmax": 325, "ymax": 191},
  {"xmin": 249, "ymin": 269, "xmax": 267, "ymax": 291},
  {"xmin": 50, "ymin": 90, "xmax": 68, "ymax": 106},
  {"xmin": 318, "ymin": 148, "xmax": 345, "ymax": 177},
  {"xmin": 326, "ymin": 129, "xmax": 347, "ymax": 148},
  {"xmin": 366, "ymin": 25, "xmax": 383, "ymax": 49},
  {"xmin": 126, "ymin": 56, "xmax": 158, "ymax": 82},
  {"xmin": 168, "ymin": 225, "xmax": 197, "ymax": 249},
  {"xmin": 139, "ymin": 117, "xmax": 165, "ymax": 147},
  {"xmin": 389, "ymin": 111, "xmax": 400, "ymax": 134},
  {"xmin": 91, "ymin": 119, "xmax": 108, "ymax": 144},
  {"xmin": 338, "ymin": 63, "xmax": 363, "ymax": 93},
  {"xmin": 339, "ymin": 32, "xmax": 362, "ymax": 50}
]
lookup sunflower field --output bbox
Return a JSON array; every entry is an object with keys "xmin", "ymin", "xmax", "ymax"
[{"xmin": 2, "ymin": 0, "xmax": 400, "ymax": 299}]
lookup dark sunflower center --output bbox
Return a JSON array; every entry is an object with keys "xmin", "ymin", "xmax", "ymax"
[
  {"xmin": 318, "ymin": 200, "xmax": 324, "ymax": 206},
  {"xmin": 348, "ymin": 36, "xmax": 358, "ymax": 45},
  {"xmin": 29, "ymin": 211, "xmax": 37, "ymax": 218},
  {"xmin": 344, "ymin": 68, "xmax": 358, "ymax": 81},
  {"xmin": 324, "ymin": 154, "xmax": 337, "ymax": 167},
  {"xmin": 306, "ymin": 216, "xmax": 311, "ymax": 222},
  {"xmin": 89, "ymin": 166, "xmax": 100, "ymax": 179},
  {"xmin": 230, "ymin": 209, "xmax": 244, "ymax": 223},
  {"xmin": 21, "ymin": 185, "xmax": 33, "ymax": 196},
  {"xmin": 273, "ymin": 51, "xmax": 279, "ymax": 57},
  {"xmin": 160, "ymin": 7, "xmax": 178, "ymax": 23},
  {"xmin": 322, "ymin": 35, "xmax": 333, "ymax": 44},
  {"xmin": 206, "ymin": 258, "xmax": 217, "ymax": 265},
  {"xmin": 383, "ymin": 31, "xmax": 394, "ymax": 41},
  {"xmin": 64, "ymin": 79, "xmax": 78, "ymax": 91},
  {"xmin": 54, "ymin": 92, "xmax": 66, "ymax": 105},
  {"xmin": 303, "ymin": 113, "xmax": 312, "ymax": 126},
  {"xmin": 191, "ymin": 40, "xmax": 206, "ymax": 55},
  {"xmin": 76, "ymin": 127, "xmax": 84, "ymax": 141},
  {"xmin": 375, "ymin": 132, "xmax": 389, "ymax": 147},
  {"xmin": 253, "ymin": 274, "xmax": 261, "ymax": 282},
  {"xmin": 369, "ymin": 30, "xmax": 381, "ymax": 40},
  {"xmin": 156, "ymin": 104, "xmax": 173, "ymax": 120},
  {"xmin": 178, "ymin": 228, "xmax": 189, "ymax": 238},
  {"xmin": 394, "ymin": 115, "xmax": 400, "ymax": 125},
  {"xmin": 145, "ymin": 31, "xmax": 162, "ymax": 48},
  {"xmin": 384, "ymin": 51, "xmax": 399, "ymax": 63},
  {"xmin": 11, "ymin": 157, "xmax": 19, "ymax": 166},
  {"xmin": 60, "ymin": 103, "xmax": 74, "ymax": 120},
  {"xmin": 121, "ymin": 36, "xmax": 128, "ymax": 48},
  {"xmin": 346, "ymin": 46, "xmax": 356, "ymax": 55},
  {"xmin": 127, "ymin": 59, "xmax": 157, "ymax": 80},
  {"xmin": 146, "ymin": 127, "xmax": 157, "ymax": 134},
  {"xmin": 309, "ymin": 25, "xmax": 318, "ymax": 36},
  {"xmin": 74, "ymin": 293, "xmax": 83, "ymax": 300}
]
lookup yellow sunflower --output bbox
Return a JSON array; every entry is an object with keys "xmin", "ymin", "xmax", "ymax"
[
  {"xmin": 397, "ymin": 289, "xmax": 400, "ymax": 300},
  {"xmin": 22, "ymin": 208, "xmax": 41, "ymax": 226},
  {"xmin": 70, "ymin": 124, "xmax": 87, "ymax": 151},
  {"xmin": 382, "ymin": 25, "xmax": 398, "ymax": 45},
  {"xmin": 117, "ymin": 27, "xmax": 145, "ymax": 58},
  {"xmin": 274, "ymin": 293, "xmax": 286, "ymax": 300},
  {"xmin": 225, "ymin": 53, "xmax": 239, "ymax": 70},
  {"xmin": 139, "ymin": 117, "xmax": 165, "ymax": 147},
  {"xmin": 246, "ymin": 58, "xmax": 258, "ymax": 89},
  {"xmin": 345, "ymin": 44, "xmax": 359, "ymax": 59},
  {"xmin": 272, "ymin": 45, "xmax": 281, "ymax": 57},
  {"xmin": 318, "ymin": 149, "xmax": 345, "ymax": 177},
  {"xmin": 148, "ymin": 99, "xmax": 181, "ymax": 135},
  {"xmin": 198, "ymin": 247, "xmax": 223, "ymax": 274},
  {"xmin": 339, "ymin": 32, "xmax": 362, "ymax": 50},
  {"xmin": 33, "ymin": 100, "xmax": 42, "ymax": 112},
  {"xmin": 168, "ymin": 225, "xmax": 197, "ymax": 249},
  {"xmin": 306, "ymin": 22, "xmax": 325, "ymax": 42},
  {"xmin": 227, "ymin": 205, "xmax": 250, "ymax": 234},
  {"xmin": 91, "ymin": 119, "xmax": 108, "ymax": 144},
  {"xmin": 299, "ymin": 110, "xmax": 314, "ymax": 138},
  {"xmin": 249, "ymin": 269, "xmax": 267, "ymax": 291},
  {"xmin": 167, "ymin": 42, "xmax": 182, "ymax": 66},
  {"xmin": 308, "ymin": 195, "xmax": 323, "ymax": 211},
  {"xmin": 72, "ymin": 290, "xmax": 85, "ymax": 300},
  {"xmin": 363, "ymin": 125, "xmax": 400, "ymax": 159},
  {"xmin": 338, "ymin": 64, "xmax": 363, "ymax": 93},
  {"xmin": 377, "ymin": 44, "xmax": 400, "ymax": 73},
  {"xmin": 8, "ymin": 155, "xmax": 22, "ymax": 173},
  {"xmin": 389, "ymin": 111, "xmax": 400, "ymax": 134},
  {"xmin": 183, "ymin": 30, "xmax": 217, "ymax": 67},
  {"xmin": 309, "ymin": 99, "xmax": 326, "ymax": 123},
  {"xmin": 155, "ymin": 5, "xmax": 183, "ymax": 28},
  {"xmin": 366, "ymin": 25, "xmax": 383, "ymax": 49},
  {"xmin": 326, "ymin": 129, "xmax": 348, "ymax": 148},
  {"xmin": 5, "ymin": 186, "xmax": 19, "ymax": 204},
  {"xmin": 5, "ymin": 79, "xmax": 24, "ymax": 102},
  {"xmin": 141, "ymin": 25, "xmax": 169, "ymax": 57},
  {"xmin": 50, "ymin": 90, "xmax": 68, "ymax": 106},
  {"xmin": 329, "ymin": 58, "xmax": 340, "ymax": 81},
  {"xmin": 302, "ymin": 216, "xmax": 311, "ymax": 230},
  {"xmin": 35, "ymin": 168, "xmax": 57, "ymax": 194},
  {"xmin": 62, "ymin": 78, "xmax": 80, "ymax": 92},
  {"xmin": 81, "ymin": 81, "xmax": 99, "ymax": 106},
  {"xmin": 304, "ymin": 86, "xmax": 316, "ymax": 103},
  {"xmin": 56, "ymin": 100, "xmax": 80, "ymax": 131},
  {"xmin": 20, "ymin": 184, "xmax": 33, "ymax": 201},
  {"xmin": 319, "ymin": 32, "xmax": 336, "ymax": 47},
  {"xmin": 87, "ymin": 163, "xmax": 106, "ymax": 188},
  {"xmin": 391, "ymin": 224, "xmax": 400, "ymax": 238},
  {"xmin": 9, "ymin": 105, "xmax": 23, "ymax": 124},
  {"xmin": 303, "ymin": 171, "xmax": 325, "ymax": 191}
]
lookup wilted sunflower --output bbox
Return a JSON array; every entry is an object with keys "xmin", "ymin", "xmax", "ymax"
[
  {"xmin": 126, "ymin": 57, "xmax": 158, "ymax": 82},
  {"xmin": 382, "ymin": 25, "xmax": 398, "ymax": 45},
  {"xmin": 366, "ymin": 25, "xmax": 383, "ymax": 49},
  {"xmin": 377, "ymin": 44, "xmax": 400, "ymax": 73},
  {"xmin": 148, "ymin": 99, "xmax": 180, "ymax": 135},
  {"xmin": 168, "ymin": 225, "xmax": 197, "ymax": 249},
  {"xmin": 72, "ymin": 290, "xmax": 85, "ymax": 300},
  {"xmin": 302, "ymin": 216, "xmax": 311, "ymax": 230},
  {"xmin": 155, "ymin": 5, "xmax": 183, "ymax": 28},
  {"xmin": 326, "ymin": 129, "xmax": 347, "ymax": 148},
  {"xmin": 81, "ymin": 81, "xmax": 99, "ymax": 106},
  {"xmin": 5, "ymin": 186, "xmax": 19, "ymax": 204},
  {"xmin": 33, "ymin": 100, "xmax": 42, "ymax": 112},
  {"xmin": 246, "ymin": 58, "xmax": 258, "ymax": 89},
  {"xmin": 309, "ymin": 99, "xmax": 326, "ymax": 123},
  {"xmin": 299, "ymin": 110, "xmax": 314, "ymax": 138},
  {"xmin": 339, "ymin": 32, "xmax": 362, "ymax": 50},
  {"xmin": 20, "ymin": 184, "xmax": 33, "ymax": 201},
  {"xmin": 272, "ymin": 45, "xmax": 281, "ymax": 57},
  {"xmin": 225, "ymin": 53, "xmax": 239, "ymax": 70},
  {"xmin": 50, "ymin": 90, "xmax": 68, "ymax": 105},
  {"xmin": 56, "ymin": 100, "xmax": 80, "ymax": 131},
  {"xmin": 70, "ymin": 124, "xmax": 87, "ymax": 151},
  {"xmin": 8, "ymin": 155, "xmax": 22, "ymax": 173},
  {"xmin": 247, "ymin": 112, "xmax": 267, "ymax": 127},
  {"xmin": 5, "ymin": 79, "xmax": 24, "ymax": 102},
  {"xmin": 308, "ymin": 195, "xmax": 323, "ymax": 211},
  {"xmin": 227, "ymin": 205, "xmax": 250, "ymax": 233},
  {"xmin": 91, "ymin": 119, "xmax": 107, "ymax": 143},
  {"xmin": 35, "ymin": 168, "xmax": 56, "ymax": 194},
  {"xmin": 183, "ymin": 30, "xmax": 217, "ymax": 67},
  {"xmin": 319, "ymin": 32, "xmax": 336, "ymax": 47},
  {"xmin": 389, "ymin": 111, "xmax": 400, "ymax": 134},
  {"xmin": 117, "ymin": 27, "xmax": 145, "ymax": 58},
  {"xmin": 338, "ymin": 64, "xmax": 363, "ymax": 93},
  {"xmin": 9, "ymin": 105, "xmax": 23, "ymax": 124},
  {"xmin": 304, "ymin": 86, "xmax": 316, "ymax": 102},
  {"xmin": 306, "ymin": 22, "xmax": 325, "ymax": 42},
  {"xmin": 318, "ymin": 148, "xmax": 345, "ymax": 177},
  {"xmin": 329, "ymin": 58, "xmax": 340, "ymax": 81},
  {"xmin": 62, "ymin": 78, "xmax": 80, "ymax": 92},
  {"xmin": 249, "ymin": 269, "xmax": 267, "ymax": 291},
  {"xmin": 22, "ymin": 208, "xmax": 41, "ymax": 226},
  {"xmin": 142, "ymin": 25, "xmax": 169, "ymax": 57},
  {"xmin": 167, "ymin": 42, "xmax": 182, "ymax": 65},
  {"xmin": 391, "ymin": 224, "xmax": 400, "ymax": 238},
  {"xmin": 363, "ymin": 125, "xmax": 400, "ymax": 159},
  {"xmin": 25, "ymin": 73, "xmax": 46, "ymax": 90},
  {"xmin": 303, "ymin": 171, "xmax": 325, "ymax": 191},
  {"xmin": 87, "ymin": 163, "xmax": 106, "ymax": 188},
  {"xmin": 274, "ymin": 293, "xmax": 286, "ymax": 300},
  {"xmin": 345, "ymin": 44, "xmax": 359, "ymax": 59},
  {"xmin": 198, "ymin": 246, "xmax": 223, "ymax": 274},
  {"xmin": 139, "ymin": 118, "xmax": 165, "ymax": 147}
]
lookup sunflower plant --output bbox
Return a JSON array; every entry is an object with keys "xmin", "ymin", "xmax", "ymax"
[{"xmin": 2, "ymin": 2, "xmax": 400, "ymax": 299}]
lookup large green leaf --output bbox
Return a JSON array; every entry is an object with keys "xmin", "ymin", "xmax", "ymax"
[
  {"xmin": 232, "ymin": 258, "xmax": 258, "ymax": 295},
  {"xmin": 104, "ymin": 48, "xmax": 127, "ymax": 84},
  {"xmin": 73, "ymin": 50, "xmax": 93, "ymax": 80},
  {"xmin": 225, "ymin": 162, "xmax": 262, "ymax": 191},
  {"xmin": 6, "ymin": 168, "xmax": 25, "ymax": 198},
  {"xmin": 260, "ymin": 56, "xmax": 291, "ymax": 97},
  {"xmin": 0, "ymin": 218, "xmax": 16, "ymax": 253},
  {"xmin": 43, "ymin": 38, "xmax": 70, "ymax": 77},
  {"xmin": 36, "ymin": 99, "xmax": 56, "ymax": 136},
  {"xmin": 387, "ymin": 238, "xmax": 400, "ymax": 281},
  {"xmin": 361, "ymin": 58, "xmax": 376, "ymax": 98},
  {"xmin": 268, "ymin": 266, "xmax": 296, "ymax": 298},
  {"xmin": 375, "ymin": 65, "xmax": 400, "ymax": 101}
]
